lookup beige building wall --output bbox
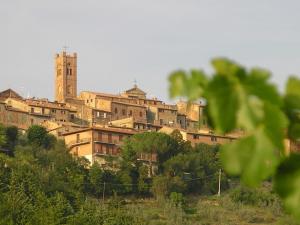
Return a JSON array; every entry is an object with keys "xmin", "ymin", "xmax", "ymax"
[
  {"xmin": 111, "ymin": 102, "xmax": 147, "ymax": 122},
  {"xmin": 64, "ymin": 129, "xmax": 93, "ymax": 163},
  {"xmin": 186, "ymin": 132, "xmax": 234, "ymax": 146}
]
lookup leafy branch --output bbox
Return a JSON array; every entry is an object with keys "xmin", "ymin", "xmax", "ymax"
[{"xmin": 169, "ymin": 58, "xmax": 300, "ymax": 219}]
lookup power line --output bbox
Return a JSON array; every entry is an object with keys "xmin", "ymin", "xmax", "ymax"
[{"xmin": 84, "ymin": 173, "xmax": 219, "ymax": 188}]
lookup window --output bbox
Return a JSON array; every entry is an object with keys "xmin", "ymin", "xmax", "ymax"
[
  {"xmin": 31, "ymin": 108, "xmax": 34, "ymax": 113},
  {"xmin": 193, "ymin": 134, "xmax": 199, "ymax": 139},
  {"xmin": 103, "ymin": 145, "xmax": 107, "ymax": 154},
  {"xmin": 87, "ymin": 99, "xmax": 89, "ymax": 103},
  {"xmin": 67, "ymin": 68, "xmax": 72, "ymax": 76},
  {"xmin": 160, "ymin": 119, "xmax": 163, "ymax": 125},
  {"xmin": 98, "ymin": 132, "xmax": 103, "ymax": 141},
  {"xmin": 57, "ymin": 69, "xmax": 61, "ymax": 76},
  {"xmin": 52, "ymin": 109, "xmax": 56, "ymax": 113},
  {"xmin": 42, "ymin": 108, "xmax": 45, "ymax": 114},
  {"xmin": 74, "ymin": 147, "xmax": 79, "ymax": 156},
  {"xmin": 96, "ymin": 111, "xmax": 100, "ymax": 117},
  {"xmin": 122, "ymin": 109, "xmax": 126, "ymax": 116},
  {"xmin": 67, "ymin": 85, "xmax": 72, "ymax": 94},
  {"xmin": 119, "ymin": 135, "xmax": 123, "ymax": 141},
  {"xmin": 108, "ymin": 134, "xmax": 112, "ymax": 143},
  {"xmin": 103, "ymin": 113, "xmax": 107, "ymax": 118},
  {"xmin": 70, "ymin": 114, "xmax": 74, "ymax": 120},
  {"xmin": 129, "ymin": 110, "xmax": 132, "ymax": 116},
  {"xmin": 76, "ymin": 134, "xmax": 80, "ymax": 142},
  {"xmin": 114, "ymin": 108, "xmax": 118, "ymax": 114},
  {"xmin": 139, "ymin": 111, "xmax": 143, "ymax": 117},
  {"xmin": 211, "ymin": 136, "xmax": 217, "ymax": 142}
]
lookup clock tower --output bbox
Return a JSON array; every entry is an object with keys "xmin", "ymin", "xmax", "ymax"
[{"xmin": 55, "ymin": 51, "xmax": 77, "ymax": 103}]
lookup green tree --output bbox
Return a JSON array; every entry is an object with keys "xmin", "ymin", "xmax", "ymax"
[
  {"xmin": 4, "ymin": 126, "xmax": 18, "ymax": 152},
  {"xmin": 89, "ymin": 162, "xmax": 104, "ymax": 197},
  {"xmin": 27, "ymin": 125, "xmax": 48, "ymax": 146},
  {"xmin": 121, "ymin": 132, "xmax": 180, "ymax": 176},
  {"xmin": 0, "ymin": 124, "xmax": 6, "ymax": 147}
]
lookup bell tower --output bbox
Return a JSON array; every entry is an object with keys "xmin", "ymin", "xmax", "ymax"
[{"xmin": 55, "ymin": 51, "xmax": 77, "ymax": 103}]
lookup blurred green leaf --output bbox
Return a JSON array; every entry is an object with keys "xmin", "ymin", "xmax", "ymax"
[
  {"xmin": 286, "ymin": 76, "xmax": 300, "ymax": 97},
  {"xmin": 263, "ymin": 103, "xmax": 288, "ymax": 151},
  {"xmin": 284, "ymin": 77, "xmax": 300, "ymax": 141},
  {"xmin": 244, "ymin": 68, "xmax": 281, "ymax": 106},
  {"xmin": 205, "ymin": 75, "xmax": 239, "ymax": 133},
  {"xmin": 274, "ymin": 154, "xmax": 300, "ymax": 219},
  {"xmin": 221, "ymin": 128, "xmax": 279, "ymax": 187},
  {"xmin": 211, "ymin": 58, "xmax": 246, "ymax": 80},
  {"xmin": 169, "ymin": 69, "xmax": 208, "ymax": 101}
]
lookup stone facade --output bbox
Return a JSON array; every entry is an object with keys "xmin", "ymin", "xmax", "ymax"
[
  {"xmin": 63, "ymin": 127, "xmax": 157, "ymax": 168},
  {"xmin": 55, "ymin": 52, "xmax": 77, "ymax": 103}
]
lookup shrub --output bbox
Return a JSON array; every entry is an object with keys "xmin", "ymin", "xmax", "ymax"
[{"xmin": 230, "ymin": 186, "xmax": 279, "ymax": 207}]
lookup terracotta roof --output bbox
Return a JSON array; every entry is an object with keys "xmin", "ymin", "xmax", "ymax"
[
  {"xmin": 62, "ymin": 128, "xmax": 91, "ymax": 136},
  {"xmin": 81, "ymin": 91, "xmax": 124, "ymax": 99},
  {"xmin": 25, "ymin": 99, "xmax": 75, "ymax": 111},
  {"xmin": 112, "ymin": 101, "xmax": 147, "ymax": 108},
  {"xmin": 5, "ymin": 105, "xmax": 28, "ymax": 113},
  {"xmin": 95, "ymin": 126, "xmax": 137, "ymax": 135},
  {"xmin": 186, "ymin": 131, "xmax": 237, "ymax": 139},
  {"xmin": 89, "ymin": 106, "xmax": 111, "ymax": 113},
  {"xmin": 62, "ymin": 126, "xmax": 137, "ymax": 136},
  {"xmin": 125, "ymin": 85, "xmax": 146, "ymax": 95},
  {"xmin": 0, "ymin": 89, "xmax": 23, "ymax": 100},
  {"xmin": 156, "ymin": 105, "xmax": 178, "ymax": 111}
]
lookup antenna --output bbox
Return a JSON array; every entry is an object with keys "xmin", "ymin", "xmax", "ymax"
[
  {"xmin": 134, "ymin": 78, "xmax": 137, "ymax": 87},
  {"xmin": 62, "ymin": 45, "xmax": 69, "ymax": 52}
]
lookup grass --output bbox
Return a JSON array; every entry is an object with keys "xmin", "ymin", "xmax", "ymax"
[{"xmin": 121, "ymin": 189, "xmax": 300, "ymax": 225}]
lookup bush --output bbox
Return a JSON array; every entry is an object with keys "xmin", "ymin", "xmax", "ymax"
[{"xmin": 230, "ymin": 186, "xmax": 279, "ymax": 208}]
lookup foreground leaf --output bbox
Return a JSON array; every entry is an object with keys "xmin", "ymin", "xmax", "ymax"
[
  {"xmin": 168, "ymin": 69, "xmax": 208, "ymax": 101},
  {"xmin": 274, "ymin": 154, "xmax": 300, "ymax": 219},
  {"xmin": 221, "ymin": 129, "xmax": 279, "ymax": 187}
]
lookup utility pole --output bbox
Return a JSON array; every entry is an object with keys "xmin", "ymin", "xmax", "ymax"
[
  {"xmin": 102, "ymin": 182, "xmax": 106, "ymax": 202},
  {"xmin": 218, "ymin": 169, "xmax": 221, "ymax": 197}
]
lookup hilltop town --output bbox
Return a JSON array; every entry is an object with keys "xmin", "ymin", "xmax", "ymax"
[{"xmin": 0, "ymin": 51, "xmax": 296, "ymax": 166}]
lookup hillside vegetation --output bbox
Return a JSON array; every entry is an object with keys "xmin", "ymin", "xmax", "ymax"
[{"xmin": 0, "ymin": 124, "xmax": 298, "ymax": 224}]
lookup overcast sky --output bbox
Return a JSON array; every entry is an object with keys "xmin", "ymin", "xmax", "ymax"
[{"xmin": 1, "ymin": 0, "xmax": 300, "ymax": 102}]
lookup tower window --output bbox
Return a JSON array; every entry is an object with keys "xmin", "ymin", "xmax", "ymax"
[
  {"xmin": 69, "ymin": 68, "xmax": 72, "ymax": 75},
  {"xmin": 67, "ymin": 85, "xmax": 72, "ymax": 94}
]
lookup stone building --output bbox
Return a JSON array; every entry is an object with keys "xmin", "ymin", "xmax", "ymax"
[
  {"xmin": 55, "ymin": 51, "xmax": 77, "ymax": 103},
  {"xmin": 63, "ymin": 126, "xmax": 157, "ymax": 170},
  {"xmin": 110, "ymin": 117, "xmax": 162, "ymax": 131},
  {"xmin": 0, "ymin": 50, "xmax": 250, "ymax": 166}
]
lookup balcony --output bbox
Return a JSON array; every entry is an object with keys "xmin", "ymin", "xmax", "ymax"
[
  {"xmin": 94, "ymin": 152, "xmax": 119, "ymax": 158},
  {"xmin": 29, "ymin": 111, "xmax": 51, "ymax": 117},
  {"xmin": 68, "ymin": 138, "xmax": 91, "ymax": 146}
]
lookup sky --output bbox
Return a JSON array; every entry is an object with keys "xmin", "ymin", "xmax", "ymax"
[{"xmin": 1, "ymin": 0, "xmax": 300, "ymax": 102}]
